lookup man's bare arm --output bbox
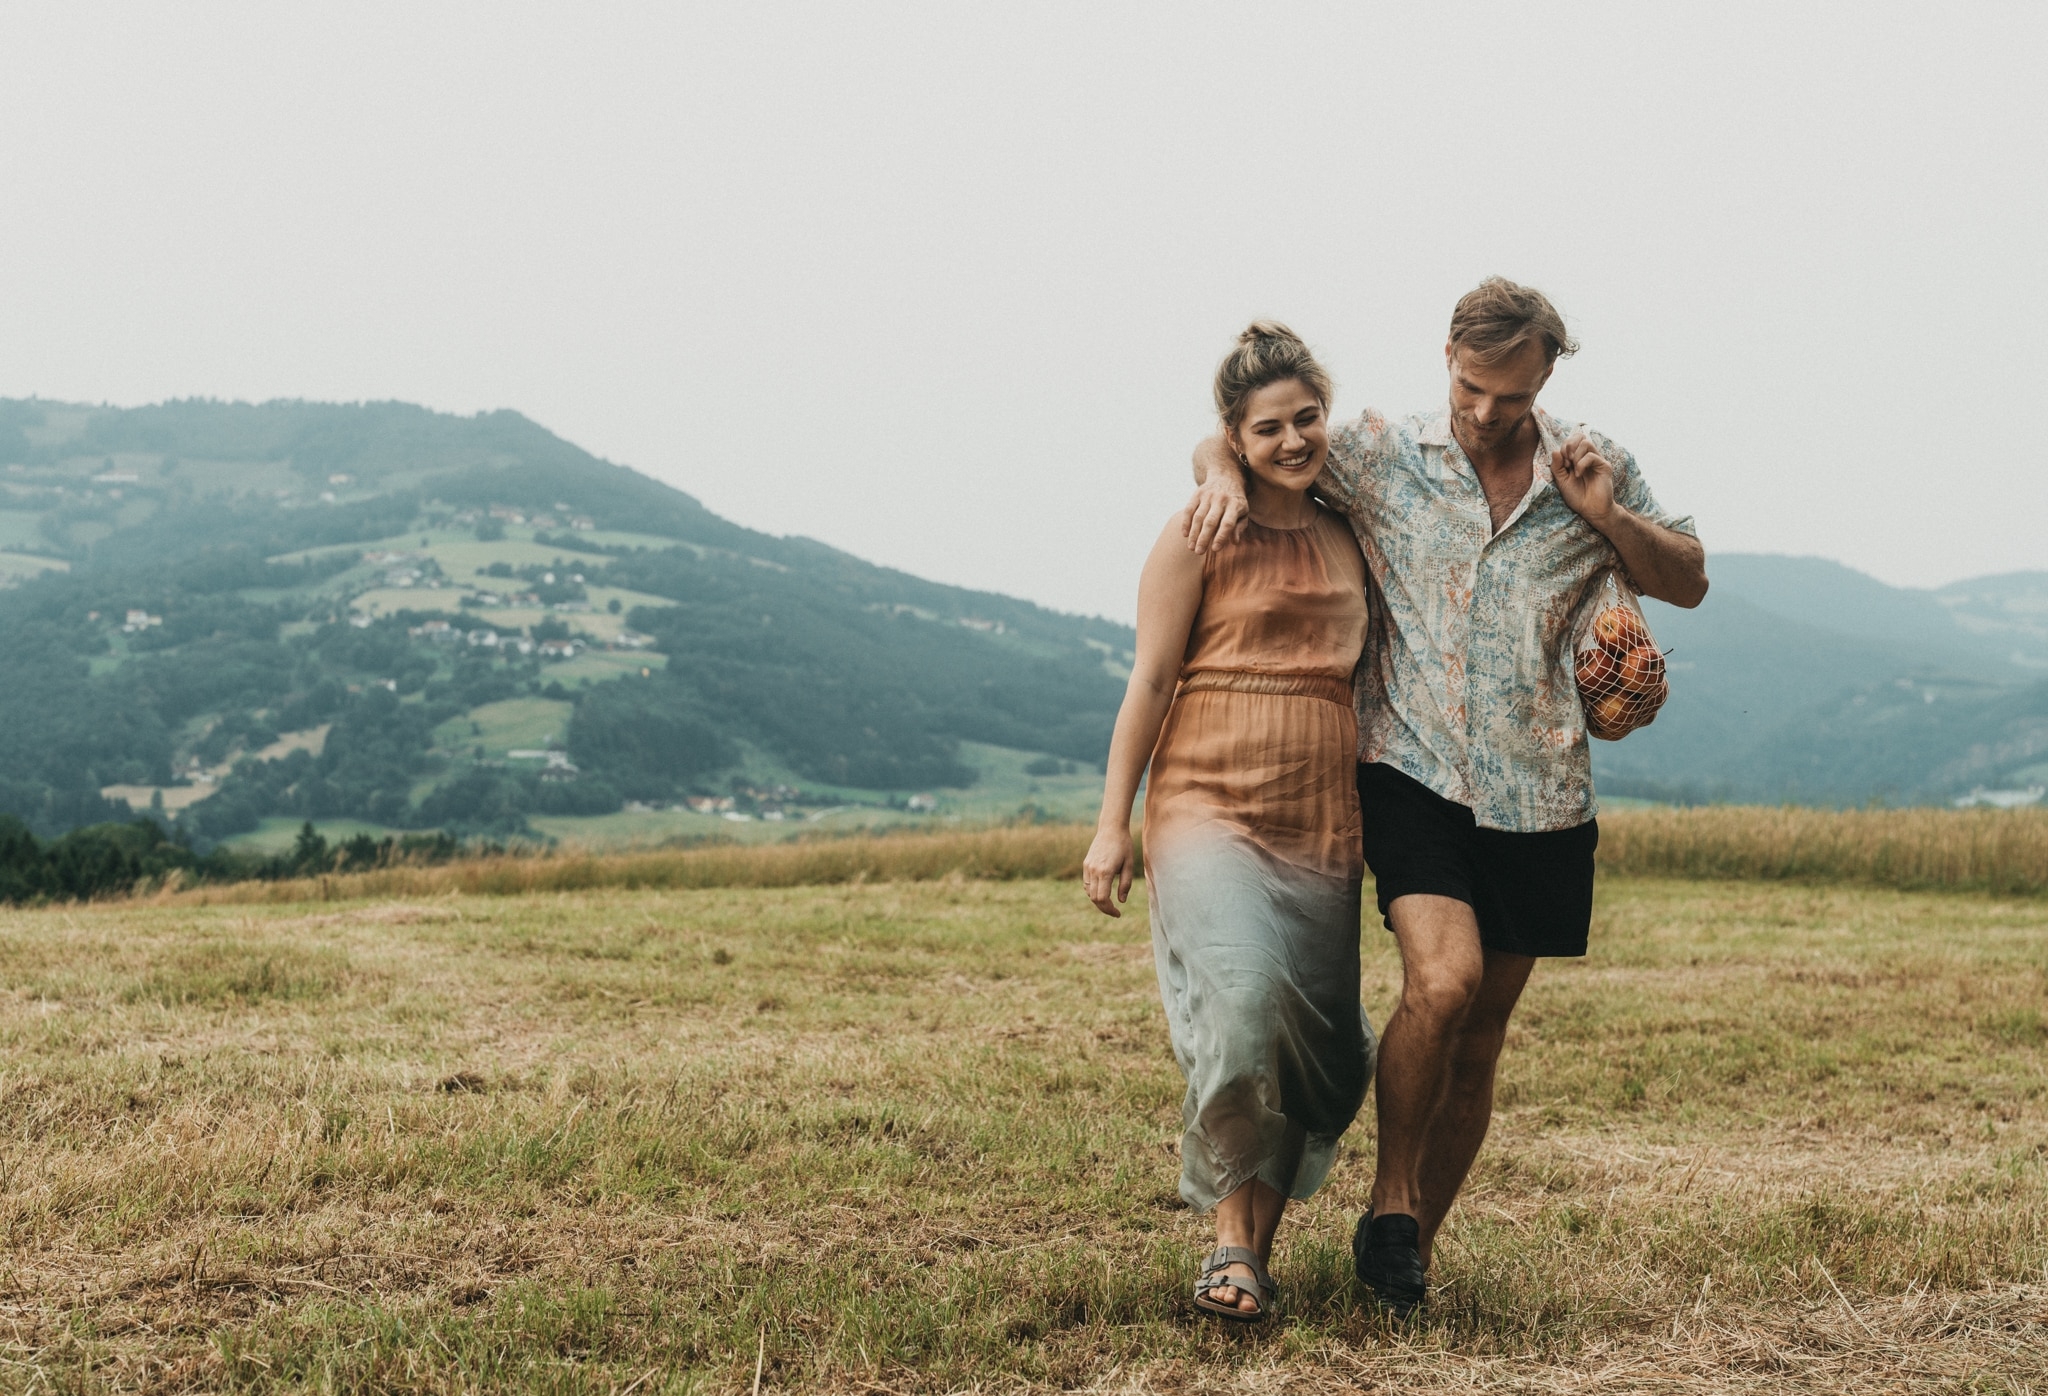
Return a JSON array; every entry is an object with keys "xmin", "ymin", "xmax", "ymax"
[
  {"xmin": 1184, "ymin": 435, "xmax": 1249, "ymax": 553},
  {"xmin": 1553, "ymin": 433, "xmax": 1708, "ymax": 607},
  {"xmin": 1590, "ymin": 507, "xmax": 1708, "ymax": 607}
]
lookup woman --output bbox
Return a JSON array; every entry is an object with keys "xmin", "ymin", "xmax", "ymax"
[{"xmin": 1083, "ymin": 323, "xmax": 1375, "ymax": 1323}]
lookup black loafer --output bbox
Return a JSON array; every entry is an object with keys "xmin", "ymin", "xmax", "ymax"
[{"xmin": 1352, "ymin": 1210, "xmax": 1426, "ymax": 1316}]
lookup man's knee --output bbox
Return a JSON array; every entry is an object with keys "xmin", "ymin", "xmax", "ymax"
[
  {"xmin": 1400, "ymin": 955, "xmax": 1484, "ymax": 1026},
  {"xmin": 1388, "ymin": 894, "xmax": 1485, "ymax": 1025}
]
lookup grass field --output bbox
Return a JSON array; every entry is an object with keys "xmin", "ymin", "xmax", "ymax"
[
  {"xmin": 0, "ymin": 508, "xmax": 56, "ymax": 551},
  {"xmin": 531, "ymin": 740, "xmax": 1099, "ymax": 850},
  {"xmin": 0, "ymin": 548, "xmax": 69, "ymax": 581},
  {"xmin": 543, "ymin": 650, "xmax": 668, "ymax": 687},
  {"xmin": 224, "ymin": 817, "xmax": 414, "ymax": 856},
  {"xmin": 436, "ymin": 699, "xmax": 576, "ymax": 760},
  {"xmin": 2, "ymin": 859, "xmax": 2043, "ymax": 1392},
  {"xmin": 211, "ymin": 738, "xmax": 1099, "ymax": 856}
]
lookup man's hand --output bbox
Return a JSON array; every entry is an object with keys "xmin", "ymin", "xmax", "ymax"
[
  {"xmin": 1184, "ymin": 435, "xmax": 1249, "ymax": 553},
  {"xmin": 1550, "ymin": 432, "xmax": 1616, "ymax": 528},
  {"xmin": 1554, "ymin": 430, "xmax": 1710, "ymax": 608}
]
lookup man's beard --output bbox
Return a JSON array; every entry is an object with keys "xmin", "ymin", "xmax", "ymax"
[{"xmin": 1453, "ymin": 407, "xmax": 1527, "ymax": 452}]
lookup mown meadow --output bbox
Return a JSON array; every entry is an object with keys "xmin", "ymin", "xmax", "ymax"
[{"xmin": 0, "ymin": 812, "xmax": 2042, "ymax": 1392}]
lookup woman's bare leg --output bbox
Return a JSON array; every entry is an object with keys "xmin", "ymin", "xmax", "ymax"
[{"xmin": 1209, "ymin": 1178, "xmax": 1287, "ymax": 1312}]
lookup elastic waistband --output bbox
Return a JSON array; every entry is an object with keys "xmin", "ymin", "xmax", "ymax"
[{"xmin": 1177, "ymin": 670, "xmax": 1354, "ymax": 706}]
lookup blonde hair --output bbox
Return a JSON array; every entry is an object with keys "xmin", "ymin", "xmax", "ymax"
[
  {"xmin": 1448, "ymin": 277, "xmax": 1579, "ymax": 366},
  {"xmin": 1213, "ymin": 321, "xmax": 1333, "ymax": 428}
]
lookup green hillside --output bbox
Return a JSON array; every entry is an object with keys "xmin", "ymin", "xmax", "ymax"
[
  {"xmin": 0, "ymin": 395, "xmax": 2037, "ymax": 842},
  {"xmin": 0, "ymin": 398, "xmax": 1133, "ymax": 842}
]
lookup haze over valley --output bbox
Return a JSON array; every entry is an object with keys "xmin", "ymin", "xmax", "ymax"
[{"xmin": 0, "ymin": 395, "xmax": 2038, "ymax": 849}]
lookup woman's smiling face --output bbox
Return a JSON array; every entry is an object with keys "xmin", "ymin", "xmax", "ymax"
[{"xmin": 1228, "ymin": 377, "xmax": 1328, "ymax": 495}]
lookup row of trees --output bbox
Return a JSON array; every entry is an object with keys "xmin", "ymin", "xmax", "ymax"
[{"xmin": 0, "ymin": 816, "xmax": 463, "ymax": 905}]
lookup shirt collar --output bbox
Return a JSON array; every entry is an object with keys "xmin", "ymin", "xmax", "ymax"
[{"xmin": 1531, "ymin": 409, "xmax": 1563, "ymax": 486}]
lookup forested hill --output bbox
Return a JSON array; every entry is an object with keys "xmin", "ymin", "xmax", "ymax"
[
  {"xmin": 0, "ymin": 398, "xmax": 1134, "ymax": 839},
  {"xmin": 0, "ymin": 397, "xmax": 2038, "ymax": 844}
]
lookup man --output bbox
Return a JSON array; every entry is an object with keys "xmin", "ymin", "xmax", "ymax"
[{"xmin": 1185, "ymin": 278, "xmax": 1707, "ymax": 1315}]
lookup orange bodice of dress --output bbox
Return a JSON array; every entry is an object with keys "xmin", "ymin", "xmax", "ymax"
[{"xmin": 1143, "ymin": 508, "xmax": 1368, "ymax": 881}]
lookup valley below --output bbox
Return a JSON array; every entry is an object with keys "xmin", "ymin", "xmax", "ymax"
[{"xmin": 0, "ymin": 395, "xmax": 2039, "ymax": 862}]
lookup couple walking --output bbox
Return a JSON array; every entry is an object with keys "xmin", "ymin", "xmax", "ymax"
[{"xmin": 1083, "ymin": 278, "xmax": 1708, "ymax": 1321}]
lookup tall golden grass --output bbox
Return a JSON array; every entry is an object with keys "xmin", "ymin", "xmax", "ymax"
[
  {"xmin": 1597, "ymin": 804, "xmax": 2048, "ymax": 896},
  {"xmin": 170, "ymin": 824, "xmax": 1097, "ymax": 905},
  {"xmin": 164, "ymin": 805, "xmax": 2048, "ymax": 905}
]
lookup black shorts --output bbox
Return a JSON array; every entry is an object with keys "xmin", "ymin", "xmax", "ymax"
[{"xmin": 1356, "ymin": 762, "xmax": 1598, "ymax": 958}]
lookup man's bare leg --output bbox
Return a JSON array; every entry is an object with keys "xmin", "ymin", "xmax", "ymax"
[
  {"xmin": 1369, "ymin": 894, "xmax": 1488, "ymax": 1224},
  {"xmin": 1412, "ymin": 949, "xmax": 1534, "ymax": 1262},
  {"xmin": 1359, "ymin": 897, "xmax": 1539, "ymax": 1305}
]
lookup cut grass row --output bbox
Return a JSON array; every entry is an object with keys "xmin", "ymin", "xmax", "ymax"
[{"xmin": 169, "ymin": 805, "xmax": 2048, "ymax": 906}]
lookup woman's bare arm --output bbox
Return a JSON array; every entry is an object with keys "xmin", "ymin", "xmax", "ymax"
[{"xmin": 1083, "ymin": 513, "xmax": 1206, "ymax": 915}]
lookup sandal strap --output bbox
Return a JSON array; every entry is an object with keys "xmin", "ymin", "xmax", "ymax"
[
  {"xmin": 1201, "ymin": 1245, "xmax": 1260, "ymax": 1274},
  {"xmin": 1196, "ymin": 1247, "xmax": 1275, "ymax": 1303}
]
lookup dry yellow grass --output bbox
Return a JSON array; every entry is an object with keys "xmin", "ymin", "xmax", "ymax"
[
  {"xmin": 165, "ymin": 806, "xmax": 2048, "ymax": 908},
  {"xmin": 1599, "ymin": 804, "xmax": 2048, "ymax": 896},
  {"xmin": 173, "ymin": 825, "xmax": 1094, "ymax": 906},
  {"xmin": 1, "ymin": 873, "xmax": 2042, "ymax": 1391}
]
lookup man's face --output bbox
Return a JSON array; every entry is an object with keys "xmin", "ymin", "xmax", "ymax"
[{"xmin": 1445, "ymin": 338, "xmax": 1552, "ymax": 452}]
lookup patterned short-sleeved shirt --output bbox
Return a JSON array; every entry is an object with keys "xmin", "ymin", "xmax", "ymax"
[{"xmin": 1319, "ymin": 405, "xmax": 1696, "ymax": 832}]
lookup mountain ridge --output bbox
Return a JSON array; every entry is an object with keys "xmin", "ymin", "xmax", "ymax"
[
  {"xmin": 0, "ymin": 394, "xmax": 2038, "ymax": 838},
  {"xmin": 0, "ymin": 396, "xmax": 1134, "ymax": 839}
]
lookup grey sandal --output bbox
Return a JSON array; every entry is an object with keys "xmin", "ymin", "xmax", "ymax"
[{"xmin": 1193, "ymin": 1244, "xmax": 1275, "ymax": 1323}]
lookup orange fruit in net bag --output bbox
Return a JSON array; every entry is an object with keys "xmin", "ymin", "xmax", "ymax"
[
  {"xmin": 1576, "ymin": 645, "xmax": 1619, "ymax": 692},
  {"xmin": 1589, "ymin": 691, "xmax": 1633, "ymax": 733},
  {"xmin": 1593, "ymin": 606, "xmax": 1645, "ymax": 652},
  {"xmin": 1619, "ymin": 644, "xmax": 1664, "ymax": 691}
]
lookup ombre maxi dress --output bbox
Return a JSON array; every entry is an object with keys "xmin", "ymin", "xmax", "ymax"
[{"xmin": 1143, "ymin": 507, "xmax": 1377, "ymax": 1211}]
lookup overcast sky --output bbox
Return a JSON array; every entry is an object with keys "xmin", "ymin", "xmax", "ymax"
[{"xmin": 0, "ymin": 3, "xmax": 2040, "ymax": 622}]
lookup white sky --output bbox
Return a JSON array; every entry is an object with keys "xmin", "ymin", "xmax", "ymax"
[{"xmin": 0, "ymin": 3, "xmax": 2040, "ymax": 623}]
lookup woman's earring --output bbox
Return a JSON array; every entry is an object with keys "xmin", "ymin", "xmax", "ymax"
[{"xmin": 1237, "ymin": 453, "xmax": 1251, "ymax": 468}]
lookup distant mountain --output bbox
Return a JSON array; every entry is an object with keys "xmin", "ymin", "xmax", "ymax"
[
  {"xmin": 1930, "ymin": 571, "xmax": 2048, "ymax": 671},
  {"xmin": 1696, "ymin": 554, "xmax": 2048, "ymax": 674},
  {"xmin": 1703, "ymin": 554, "xmax": 2008, "ymax": 668},
  {"xmin": 1602, "ymin": 556, "xmax": 2048, "ymax": 804},
  {"xmin": 0, "ymin": 398, "xmax": 1133, "ymax": 839},
  {"xmin": 0, "ymin": 396, "xmax": 2036, "ymax": 839}
]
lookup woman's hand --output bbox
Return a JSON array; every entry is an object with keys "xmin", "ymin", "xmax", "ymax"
[{"xmin": 1082, "ymin": 826, "xmax": 1135, "ymax": 917}]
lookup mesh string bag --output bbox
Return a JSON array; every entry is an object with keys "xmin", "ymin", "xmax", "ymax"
[{"xmin": 1573, "ymin": 571, "xmax": 1668, "ymax": 741}]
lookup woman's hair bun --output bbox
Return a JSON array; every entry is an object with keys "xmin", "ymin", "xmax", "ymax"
[
  {"xmin": 1214, "ymin": 321, "xmax": 1332, "ymax": 427},
  {"xmin": 1236, "ymin": 319, "xmax": 1302, "ymax": 348}
]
